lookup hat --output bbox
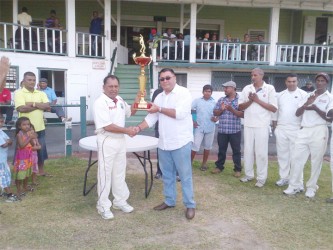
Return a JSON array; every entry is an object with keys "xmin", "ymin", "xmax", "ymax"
[
  {"xmin": 315, "ymin": 72, "xmax": 330, "ymax": 83},
  {"xmin": 39, "ymin": 78, "xmax": 48, "ymax": 83},
  {"xmin": 222, "ymin": 81, "xmax": 236, "ymax": 88},
  {"xmin": 151, "ymin": 28, "xmax": 157, "ymax": 35}
]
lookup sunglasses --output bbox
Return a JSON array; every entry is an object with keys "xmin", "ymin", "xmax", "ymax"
[{"xmin": 159, "ymin": 76, "xmax": 173, "ymax": 82}]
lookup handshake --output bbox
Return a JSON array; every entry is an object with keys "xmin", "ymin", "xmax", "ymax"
[{"xmin": 126, "ymin": 126, "xmax": 142, "ymax": 137}]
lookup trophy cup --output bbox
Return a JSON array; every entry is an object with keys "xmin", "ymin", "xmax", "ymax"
[{"xmin": 132, "ymin": 34, "xmax": 152, "ymax": 110}]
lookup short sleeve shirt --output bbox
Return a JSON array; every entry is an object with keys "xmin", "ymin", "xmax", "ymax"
[
  {"xmin": 14, "ymin": 87, "xmax": 49, "ymax": 132},
  {"xmin": 239, "ymin": 82, "xmax": 277, "ymax": 127},
  {"xmin": 41, "ymin": 87, "xmax": 57, "ymax": 102},
  {"xmin": 93, "ymin": 94, "xmax": 131, "ymax": 130},
  {"xmin": 191, "ymin": 97, "xmax": 216, "ymax": 133}
]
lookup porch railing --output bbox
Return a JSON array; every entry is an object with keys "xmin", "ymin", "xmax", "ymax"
[
  {"xmin": 276, "ymin": 43, "xmax": 333, "ymax": 65},
  {"xmin": 76, "ymin": 31, "xmax": 105, "ymax": 58},
  {"xmin": 0, "ymin": 22, "xmax": 67, "ymax": 55},
  {"xmin": 157, "ymin": 39, "xmax": 186, "ymax": 60}
]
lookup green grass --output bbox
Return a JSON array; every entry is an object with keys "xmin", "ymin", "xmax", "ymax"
[{"xmin": 0, "ymin": 157, "xmax": 332, "ymax": 249}]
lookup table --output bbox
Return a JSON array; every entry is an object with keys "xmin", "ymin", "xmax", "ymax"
[{"xmin": 79, "ymin": 135, "xmax": 158, "ymax": 198}]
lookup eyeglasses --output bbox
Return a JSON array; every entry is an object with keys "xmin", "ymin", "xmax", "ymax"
[{"xmin": 159, "ymin": 76, "xmax": 173, "ymax": 82}]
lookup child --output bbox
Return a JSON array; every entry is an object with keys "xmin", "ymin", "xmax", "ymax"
[
  {"xmin": 30, "ymin": 124, "xmax": 41, "ymax": 186},
  {"xmin": 14, "ymin": 117, "xmax": 34, "ymax": 196},
  {"xmin": 0, "ymin": 115, "xmax": 19, "ymax": 202}
]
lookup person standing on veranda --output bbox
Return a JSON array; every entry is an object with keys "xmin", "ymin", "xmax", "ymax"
[{"xmin": 93, "ymin": 75, "xmax": 141, "ymax": 220}]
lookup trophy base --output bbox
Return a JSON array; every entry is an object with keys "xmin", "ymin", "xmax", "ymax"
[{"xmin": 134, "ymin": 102, "xmax": 152, "ymax": 110}]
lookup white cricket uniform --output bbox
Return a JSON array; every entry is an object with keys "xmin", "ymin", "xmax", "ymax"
[
  {"xmin": 327, "ymin": 105, "xmax": 333, "ymax": 194},
  {"xmin": 273, "ymin": 88, "xmax": 308, "ymax": 181},
  {"xmin": 93, "ymin": 93, "xmax": 132, "ymax": 213},
  {"xmin": 288, "ymin": 90, "xmax": 333, "ymax": 192},
  {"xmin": 239, "ymin": 82, "xmax": 277, "ymax": 183}
]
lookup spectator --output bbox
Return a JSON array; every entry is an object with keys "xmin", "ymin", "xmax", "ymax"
[
  {"xmin": 284, "ymin": 72, "xmax": 333, "ymax": 198},
  {"xmin": 211, "ymin": 81, "xmax": 243, "ymax": 177},
  {"xmin": 238, "ymin": 68, "xmax": 277, "ymax": 188},
  {"xmin": 272, "ymin": 74, "xmax": 308, "ymax": 187},
  {"xmin": 14, "ymin": 72, "xmax": 50, "ymax": 177},
  {"xmin": 136, "ymin": 68, "xmax": 196, "ymax": 220},
  {"xmin": 191, "ymin": 84, "xmax": 217, "ymax": 171},
  {"xmin": 0, "ymin": 57, "xmax": 14, "ymax": 129},
  {"xmin": 210, "ymin": 33, "xmax": 221, "ymax": 59},
  {"xmin": 89, "ymin": 11, "xmax": 103, "ymax": 55},
  {"xmin": 38, "ymin": 78, "xmax": 71, "ymax": 123},
  {"xmin": 45, "ymin": 10, "xmax": 62, "ymax": 52},
  {"xmin": 301, "ymin": 81, "xmax": 315, "ymax": 93},
  {"xmin": 162, "ymin": 28, "xmax": 176, "ymax": 59},
  {"xmin": 16, "ymin": 7, "xmax": 34, "ymax": 50},
  {"xmin": 241, "ymin": 33, "xmax": 252, "ymax": 60},
  {"xmin": 93, "ymin": 75, "xmax": 140, "ymax": 220}
]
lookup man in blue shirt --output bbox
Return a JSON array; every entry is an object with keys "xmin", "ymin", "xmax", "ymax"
[
  {"xmin": 191, "ymin": 85, "xmax": 217, "ymax": 171},
  {"xmin": 38, "ymin": 78, "xmax": 71, "ymax": 122},
  {"xmin": 89, "ymin": 11, "xmax": 103, "ymax": 55},
  {"xmin": 211, "ymin": 81, "xmax": 243, "ymax": 177}
]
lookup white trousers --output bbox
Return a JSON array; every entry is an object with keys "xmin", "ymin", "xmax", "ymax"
[
  {"xmin": 96, "ymin": 133, "xmax": 129, "ymax": 213},
  {"xmin": 244, "ymin": 126, "xmax": 269, "ymax": 183},
  {"xmin": 330, "ymin": 134, "xmax": 333, "ymax": 193},
  {"xmin": 288, "ymin": 125, "xmax": 328, "ymax": 191},
  {"xmin": 275, "ymin": 126, "xmax": 299, "ymax": 180}
]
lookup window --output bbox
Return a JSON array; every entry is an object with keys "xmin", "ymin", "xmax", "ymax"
[
  {"xmin": 248, "ymin": 30, "xmax": 266, "ymax": 42},
  {"xmin": 6, "ymin": 66, "xmax": 19, "ymax": 90}
]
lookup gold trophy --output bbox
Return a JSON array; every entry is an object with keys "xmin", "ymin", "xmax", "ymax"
[{"xmin": 132, "ymin": 34, "xmax": 152, "ymax": 110}]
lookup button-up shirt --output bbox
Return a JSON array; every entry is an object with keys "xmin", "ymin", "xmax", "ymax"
[
  {"xmin": 145, "ymin": 84, "xmax": 193, "ymax": 150},
  {"xmin": 299, "ymin": 90, "xmax": 333, "ymax": 128},
  {"xmin": 191, "ymin": 96, "xmax": 216, "ymax": 133},
  {"xmin": 214, "ymin": 93, "xmax": 241, "ymax": 134},
  {"xmin": 239, "ymin": 82, "xmax": 277, "ymax": 127}
]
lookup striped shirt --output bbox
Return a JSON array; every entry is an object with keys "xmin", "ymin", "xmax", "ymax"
[{"xmin": 214, "ymin": 93, "xmax": 241, "ymax": 134}]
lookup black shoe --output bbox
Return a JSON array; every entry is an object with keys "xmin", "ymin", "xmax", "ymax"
[
  {"xmin": 5, "ymin": 121, "xmax": 14, "ymax": 130},
  {"xmin": 176, "ymin": 176, "xmax": 181, "ymax": 182}
]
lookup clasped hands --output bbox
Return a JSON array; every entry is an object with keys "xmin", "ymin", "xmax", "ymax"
[
  {"xmin": 248, "ymin": 92, "xmax": 259, "ymax": 103},
  {"xmin": 302, "ymin": 95, "xmax": 317, "ymax": 110},
  {"xmin": 126, "ymin": 126, "xmax": 142, "ymax": 137}
]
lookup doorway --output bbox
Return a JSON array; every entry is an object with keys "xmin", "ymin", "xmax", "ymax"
[
  {"xmin": 38, "ymin": 69, "xmax": 66, "ymax": 102},
  {"xmin": 315, "ymin": 17, "xmax": 328, "ymax": 44}
]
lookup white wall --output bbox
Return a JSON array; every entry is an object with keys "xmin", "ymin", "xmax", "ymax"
[{"xmin": 3, "ymin": 51, "xmax": 111, "ymax": 122}]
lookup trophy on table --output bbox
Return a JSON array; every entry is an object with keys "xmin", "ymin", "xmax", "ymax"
[{"xmin": 132, "ymin": 34, "xmax": 152, "ymax": 110}]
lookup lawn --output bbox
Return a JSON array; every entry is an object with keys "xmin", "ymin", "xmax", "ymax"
[{"xmin": 0, "ymin": 157, "xmax": 332, "ymax": 249}]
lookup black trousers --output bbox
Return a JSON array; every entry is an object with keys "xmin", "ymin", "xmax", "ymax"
[{"xmin": 215, "ymin": 131, "xmax": 242, "ymax": 172}]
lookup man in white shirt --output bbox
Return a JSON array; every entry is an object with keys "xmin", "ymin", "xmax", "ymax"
[
  {"xmin": 93, "ymin": 75, "xmax": 140, "ymax": 220},
  {"xmin": 162, "ymin": 28, "xmax": 176, "ymax": 59},
  {"xmin": 284, "ymin": 72, "xmax": 333, "ymax": 198},
  {"xmin": 238, "ymin": 68, "xmax": 277, "ymax": 187},
  {"xmin": 17, "ymin": 7, "xmax": 32, "ymax": 26},
  {"xmin": 272, "ymin": 74, "xmax": 308, "ymax": 187},
  {"xmin": 136, "ymin": 68, "xmax": 196, "ymax": 220}
]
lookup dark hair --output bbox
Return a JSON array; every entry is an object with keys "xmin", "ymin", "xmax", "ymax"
[
  {"xmin": 159, "ymin": 68, "xmax": 175, "ymax": 76},
  {"xmin": 203, "ymin": 84, "xmax": 213, "ymax": 92},
  {"xmin": 22, "ymin": 7, "xmax": 28, "ymax": 12},
  {"xmin": 286, "ymin": 73, "xmax": 298, "ymax": 79},
  {"xmin": 23, "ymin": 71, "xmax": 35, "ymax": 78},
  {"xmin": 103, "ymin": 75, "xmax": 120, "ymax": 85},
  {"xmin": 15, "ymin": 117, "xmax": 31, "ymax": 135},
  {"xmin": 50, "ymin": 10, "xmax": 56, "ymax": 15}
]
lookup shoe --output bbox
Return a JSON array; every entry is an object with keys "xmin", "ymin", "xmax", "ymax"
[
  {"xmin": 153, "ymin": 202, "xmax": 174, "ymax": 211},
  {"xmin": 155, "ymin": 173, "xmax": 162, "ymax": 179},
  {"xmin": 233, "ymin": 171, "xmax": 241, "ymax": 178},
  {"xmin": 200, "ymin": 165, "xmax": 208, "ymax": 171},
  {"xmin": 176, "ymin": 176, "xmax": 181, "ymax": 182},
  {"xmin": 211, "ymin": 168, "xmax": 222, "ymax": 174},
  {"xmin": 326, "ymin": 197, "xmax": 333, "ymax": 203},
  {"xmin": 5, "ymin": 194, "xmax": 20, "ymax": 202},
  {"xmin": 276, "ymin": 179, "xmax": 289, "ymax": 187},
  {"xmin": 305, "ymin": 189, "xmax": 316, "ymax": 198},
  {"xmin": 62, "ymin": 117, "xmax": 72, "ymax": 123},
  {"xmin": 113, "ymin": 203, "xmax": 134, "ymax": 213},
  {"xmin": 98, "ymin": 210, "xmax": 114, "ymax": 220},
  {"xmin": 283, "ymin": 187, "xmax": 301, "ymax": 195},
  {"xmin": 185, "ymin": 208, "xmax": 195, "ymax": 220},
  {"xmin": 255, "ymin": 181, "xmax": 264, "ymax": 188},
  {"xmin": 240, "ymin": 176, "xmax": 253, "ymax": 183}
]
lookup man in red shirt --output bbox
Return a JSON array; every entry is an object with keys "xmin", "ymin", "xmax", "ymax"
[{"xmin": 0, "ymin": 57, "xmax": 14, "ymax": 129}]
